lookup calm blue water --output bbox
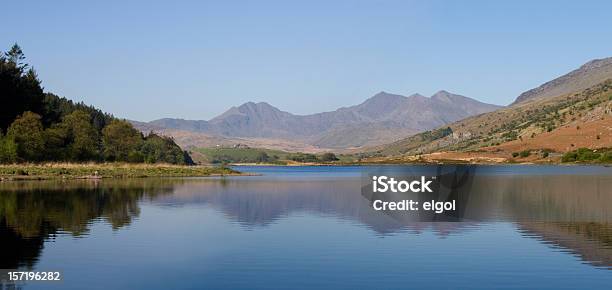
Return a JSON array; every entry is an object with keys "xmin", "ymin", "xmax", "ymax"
[{"xmin": 1, "ymin": 166, "xmax": 611, "ymax": 289}]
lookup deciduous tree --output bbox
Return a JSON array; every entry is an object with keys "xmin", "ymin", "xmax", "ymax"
[
  {"xmin": 102, "ymin": 120, "xmax": 143, "ymax": 162},
  {"xmin": 7, "ymin": 112, "xmax": 45, "ymax": 161},
  {"xmin": 61, "ymin": 110, "xmax": 100, "ymax": 161}
]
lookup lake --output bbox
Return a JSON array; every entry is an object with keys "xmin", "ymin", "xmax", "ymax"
[{"xmin": 1, "ymin": 165, "xmax": 611, "ymax": 289}]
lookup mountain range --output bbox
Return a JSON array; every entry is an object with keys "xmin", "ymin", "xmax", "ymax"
[
  {"xmin": 134, "ymin": 56, "xmax": 611, "ymax": 155},
  {"xmin": 133, "ymin": 91, "xmax": 501, "ymax": 149}
]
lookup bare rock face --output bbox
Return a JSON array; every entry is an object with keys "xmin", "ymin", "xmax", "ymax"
[
  {"xmin": 137, "ymin": 91, "xmax": 502, "ymax": 149},
  {"xmin": 512, "ymin": 57, "xmax": 612, "ymax": 105}
]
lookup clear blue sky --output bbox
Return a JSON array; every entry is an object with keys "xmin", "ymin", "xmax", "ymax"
[{"xmin": 2, "ymin": 0, "xmax": 612, "ymax": 121}]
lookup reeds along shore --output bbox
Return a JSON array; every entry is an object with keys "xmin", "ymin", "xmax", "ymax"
[{"xmin": 0, "ymin": 163, "xmax": 240, "ymax": 180}]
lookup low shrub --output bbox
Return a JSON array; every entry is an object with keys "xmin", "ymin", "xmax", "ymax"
[
  {"xmin": 562, "ymin": 148, "xmax": 606, "ymax": 163},
  {"xmin": 600, "ymin": 151, "xmax": 612, "ymax": 163}
]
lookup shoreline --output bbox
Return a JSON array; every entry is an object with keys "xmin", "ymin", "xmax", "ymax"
[
  {"xmin": 231, "ymin": 161, "xmax": 611, "ymax": 167},
  {"xmin": 0, "ymin": 163, "xmax": 249, "ymax": 181},
  {"xmin": 1, "ymin": 161, "xmax": 607, "ymax": 181}
]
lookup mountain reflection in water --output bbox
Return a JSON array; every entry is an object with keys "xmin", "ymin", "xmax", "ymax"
[{"xmin": 0, "ymin": 166, "xmax": 611, "ymax": 280}]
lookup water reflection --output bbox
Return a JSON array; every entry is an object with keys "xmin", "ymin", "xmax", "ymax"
[
  {"xmin": 0, "ymin": 167, "xmax": 611, "ymax": 273},
  {"xmin": 155, "ymin": 178, "xmax": 482, "ymax": 235},
  {"xmin": 0, "ymin": 179, "xmax": 179, "ymax": 269},
  {"xmin": 518, "ymin": 222, "xmax": 612, "ymax": 269}
]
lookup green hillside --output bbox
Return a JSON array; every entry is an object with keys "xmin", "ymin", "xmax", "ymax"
[
  {"xmin": 193, "ymin": 147, "xmax": 349, "ymax": 164},
  {"xmin": 194, "ymin": 147, "xmax": 290, "ymax": 164}
]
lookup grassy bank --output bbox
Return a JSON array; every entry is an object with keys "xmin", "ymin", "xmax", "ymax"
[{"xmin": 0, "ymin": 163, "xmax": 241, "ymax": 180}]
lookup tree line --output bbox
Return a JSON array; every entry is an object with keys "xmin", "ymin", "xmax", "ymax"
[{"xmin": 0, "ymin": 44, "xmax": 193, "ymax": 165}]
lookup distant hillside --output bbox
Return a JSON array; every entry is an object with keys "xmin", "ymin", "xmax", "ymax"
[
  {"xmin": 512, "ymin": 57, "xmax": 612, "ymax": 105},
  {"xmin": 191, "ymin": 147, "xmax": 351, "ymax": 165},
  {"xmin": 136, "ymin": 91, "xmax": 501, "ymax": 149},
  {"xmin": 368, "ymin": 56, "xmax": 612, "ymax": 163},
  {"xmin": 144, "ymin": 128, "xmax": 327, "ymax": 153},
  {"xmin": 369, "ymin": 79, "xmax": 611, "ymax": 163}
]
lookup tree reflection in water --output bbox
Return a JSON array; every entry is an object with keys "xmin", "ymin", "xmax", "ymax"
[{"xmin": 0, "ymin": 179, "xmax": 181, "ymax": 269}]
